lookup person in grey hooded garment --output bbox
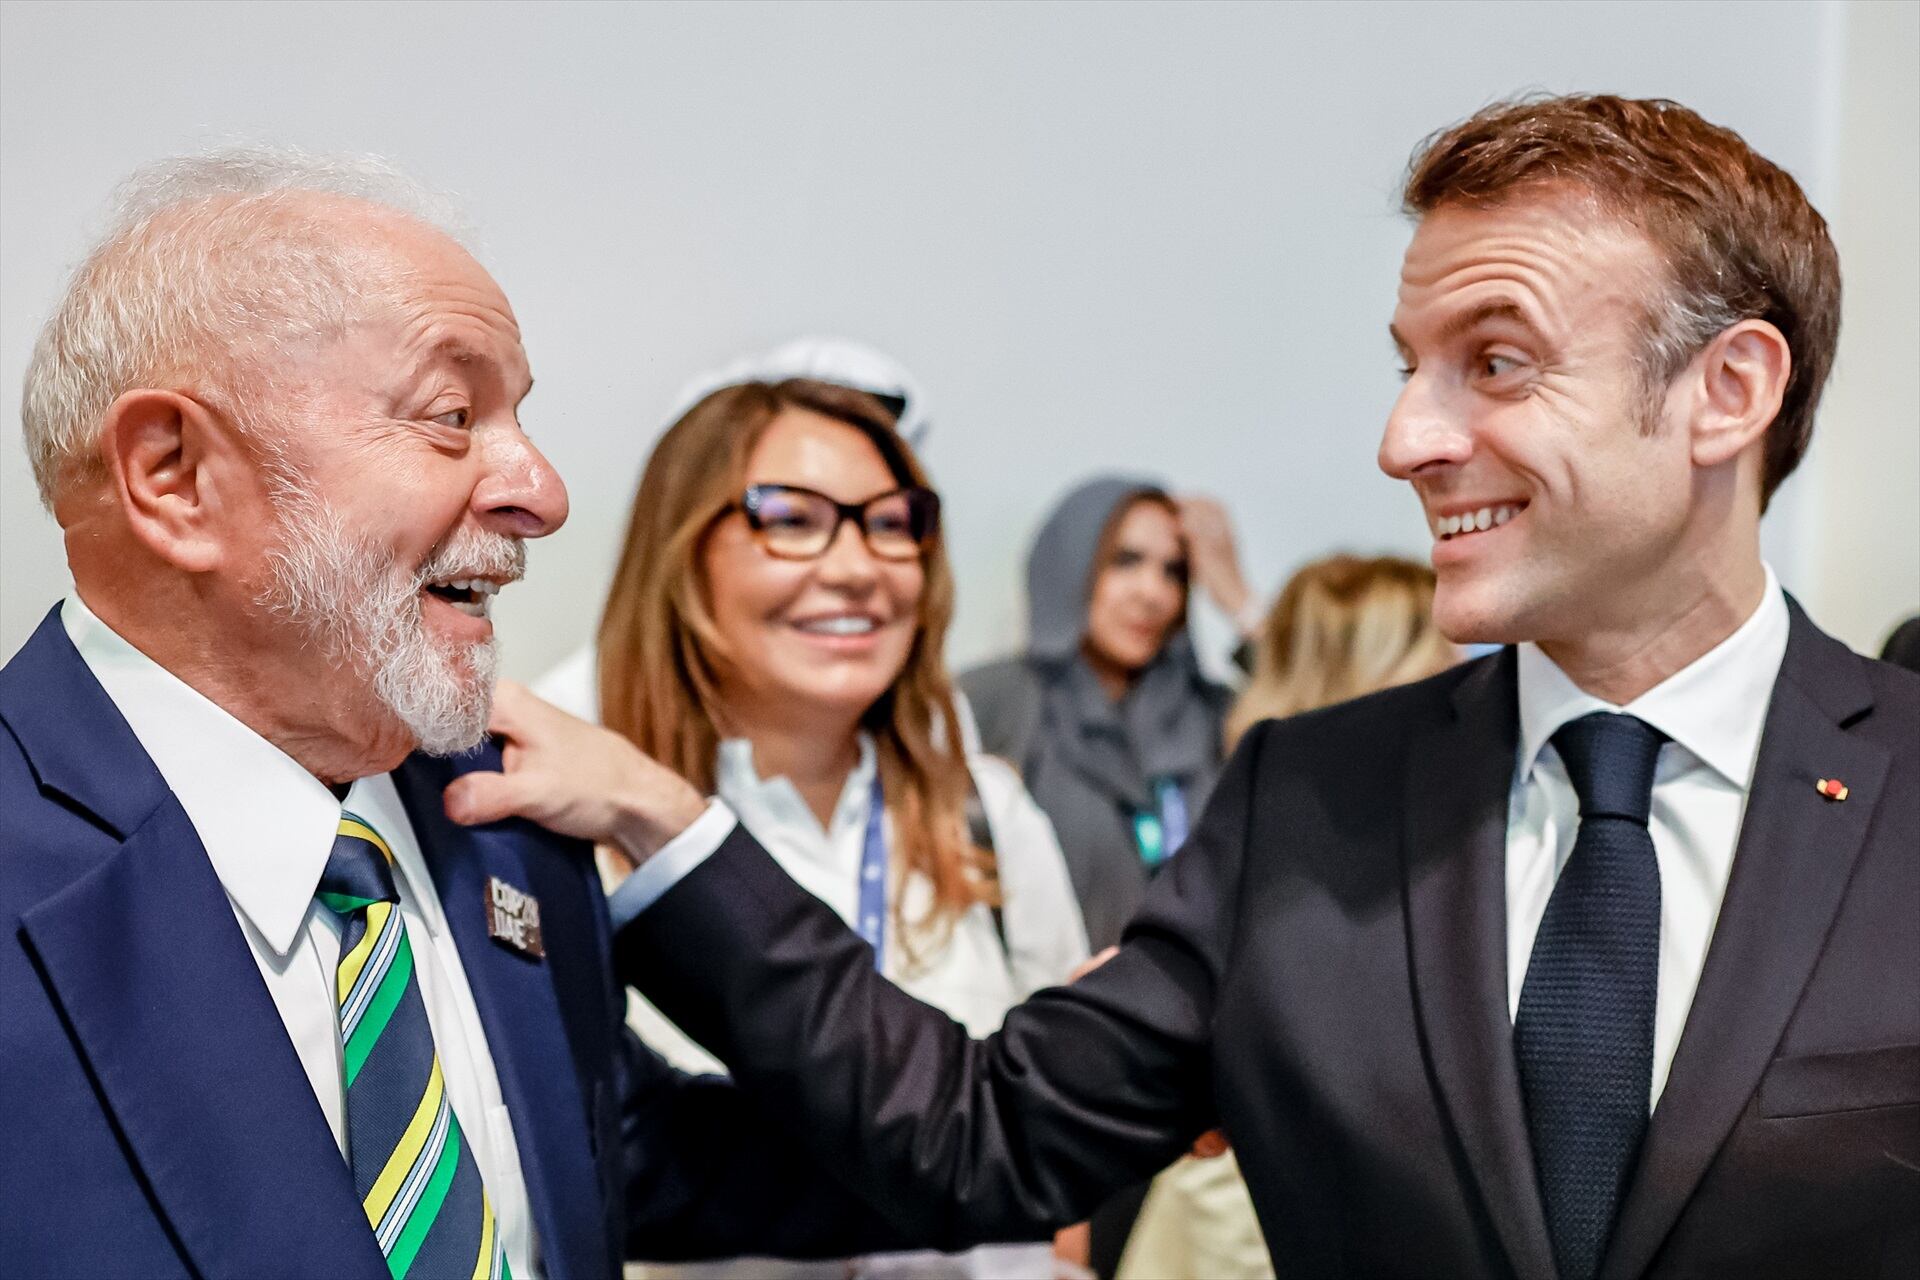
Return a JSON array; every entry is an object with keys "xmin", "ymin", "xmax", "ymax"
[{"xmin": 960, "ymin": 476, "xmax": 1234, "ymax": 954}]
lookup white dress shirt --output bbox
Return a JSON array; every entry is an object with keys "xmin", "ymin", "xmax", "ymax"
[
  {"xmin": 1506, "ymin": 566, "xmax": 1790, "ymax": 1108},
  {"xmin": 63, "ymin": 596, "xmax": 539, "ymax": 1279}
]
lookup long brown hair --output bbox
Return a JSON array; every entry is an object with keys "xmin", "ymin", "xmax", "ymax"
[
  {"xmin": 597, "ymin": 378, "xmax": 995, "ymax": 939},
  {"xmin": 1226, "ymin": 554, "xmax": 1456, "ymax": 747}
]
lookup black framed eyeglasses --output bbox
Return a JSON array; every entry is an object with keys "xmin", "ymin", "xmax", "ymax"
[{"xmin": 738, "ymin": 483, "xmax": 941, "ymax": 561}]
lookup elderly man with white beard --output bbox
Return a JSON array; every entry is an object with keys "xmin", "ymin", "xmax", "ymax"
[{"xmin": 0, "ymin": 149, "xmax": 916, "ymax": 1280}]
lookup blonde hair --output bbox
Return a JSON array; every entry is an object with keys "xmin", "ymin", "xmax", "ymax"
[
  {"xmin": 1226, "ymin": 555, "xmax": 1456, "ymax": 747},
  {"xmin": 597, "ymin": 378, "xmax": 995, "ymax": 940}
]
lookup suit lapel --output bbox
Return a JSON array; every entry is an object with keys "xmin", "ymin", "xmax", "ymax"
[
  {"xmin": 1402, "ymin": 651, "xmax": 1558, "ymax": 1280},
  {"xmin": 393, "ymin": 755, "xmax": 607, "ymax": 1280},
  {"xmin": 0, "ymin": 607, "xmax": 169, "ymax": 838},
  {"xmin": 1601, "ymin": 609, "xmax": 1888, "ymax": 1280},
  {"xmin": 7, "ymin": 609, "xmax": 381, "ymax": 1279},
  {"xmin": 22, "ymin": 797, "xmax": 383, "ymax": 1279}
]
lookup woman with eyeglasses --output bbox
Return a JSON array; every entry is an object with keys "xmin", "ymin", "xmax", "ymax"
[{"xmin": 542, "ymin": 378, "xmax": 1089, "ymax": 1280}]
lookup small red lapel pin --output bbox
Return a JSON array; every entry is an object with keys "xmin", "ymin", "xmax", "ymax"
[{"xmin": 1815, "ymin": 778, "xmax": 1849, "ymax": 802}]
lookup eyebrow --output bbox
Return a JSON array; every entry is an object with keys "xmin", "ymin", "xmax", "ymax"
[
  {"xmin": 1443, "ymin": 301, "xmax": 1538, "ymax": 343},
  {"xmin": 410, "ymin": 336, "xmax": 535, "ymax": 401},
  {"xmin": 400, "ymin": 337, "xmax": 486, "ymax": 385},
  {"xmin": 1112, "ymin": 541, "xmax": 1187, "ymax": 565},
  {"xmin": 424, "ymin": 336, "xmax": 487, "ymax": 368},
  {"xmin": 1390, "ymin": 300, "xmax": 1543, "ymax": 354}
]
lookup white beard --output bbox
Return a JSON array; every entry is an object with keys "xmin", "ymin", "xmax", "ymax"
[{"xmin": 256, "ymin": 484, "xmax": 524, "ymax": 756}]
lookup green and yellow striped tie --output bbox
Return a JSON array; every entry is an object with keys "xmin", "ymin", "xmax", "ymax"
[{"xmin": 318, "ymin": 812, "xmax": 509, "ymax": 1280}]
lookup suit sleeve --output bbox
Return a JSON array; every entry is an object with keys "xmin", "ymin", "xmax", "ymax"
[
  {"xmin": 615, "ymin": 1029, "xmax": 924, "ymax": 1260},
  {"xmin": 614, "ymin": 721, "xmax": 1273, "ymax": 1249},
  {"xmin": 571, "ymin": 836, "xmax": 921, "ymax": 1261}
]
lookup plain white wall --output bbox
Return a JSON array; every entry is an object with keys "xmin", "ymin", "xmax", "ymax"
[
  {"xmin": 3, "ymin": 0, "xmax": 1907, "ymax": 680},
  {"xmin": 1806, "ymin": 0, "xmax": 1920, "ymax": 655}
]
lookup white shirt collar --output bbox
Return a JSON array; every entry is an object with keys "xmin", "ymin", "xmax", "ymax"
[
  {"xmin": 1516, "ymin": 564, "xmax": 1790, "ymax": 791},
  {"xmin": 62, "ymin": 593, "xmax": 359, "ymax": 956},
  {"xmin": 715, "ymin": 732, "xmax": 877, "ymax": 831}
]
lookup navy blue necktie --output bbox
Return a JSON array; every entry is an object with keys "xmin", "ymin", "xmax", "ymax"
[{"xmin": 1515, "ymin": 711, "xmax": 1667, "ymax": 1280}]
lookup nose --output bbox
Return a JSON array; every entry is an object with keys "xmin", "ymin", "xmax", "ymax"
[
  {"xmin": 1143, "ymin": 567, "xmax": 1183, "ymax": 617},
  {"xmin": 812, "ymin": 517, "xmax": 881, "ymax": 589},
  {"xmin": 473, "ymin": 427, "xmax": 569, "ymax": 538},
  {"xmin": 1378, "ymin": 374, "xmax": 1473, "ymax": 481},
  {"xmin": 1111, "ymin": 562, "xmax": 1179, "ymax": 625},
  {"xmin": 1159, "ymin": 578, "xmax": 1187, "ymax": 619}
]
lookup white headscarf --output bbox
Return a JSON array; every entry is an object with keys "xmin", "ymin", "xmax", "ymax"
[{"xmin": 668, "ymin": 336, "xmax": 932, "ymax": 446}]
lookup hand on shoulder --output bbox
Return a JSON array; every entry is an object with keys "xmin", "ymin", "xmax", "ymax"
[{"xmin": 443, "ymin": 680, "xmax": 707, "ymax": 870}]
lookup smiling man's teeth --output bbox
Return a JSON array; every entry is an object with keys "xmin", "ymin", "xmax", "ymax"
[
  {"xmin": 423, "ymin": 576, "xmax": 502, "ymax": 618},
  {"xmin": 1437, "ymin": 505, "xmax": 1521, "ymax": 539},
  {"xmin": 797, "ymin": 616, "xmax": 878, "ymax": 636}
]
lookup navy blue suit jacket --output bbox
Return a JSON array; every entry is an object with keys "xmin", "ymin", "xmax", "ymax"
[{"xmin": 0, "ymin": 608, "xmax": 898, "ymax": 1279}]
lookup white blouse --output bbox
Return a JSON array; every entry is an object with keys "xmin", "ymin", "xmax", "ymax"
[{"xmin": 627, "ymin": 734, "xmax": 1091, "ymax": 1075}]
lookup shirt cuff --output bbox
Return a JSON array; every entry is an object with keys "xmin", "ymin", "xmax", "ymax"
[{"xmin": 606, "ymin": 799, "xmax": 738, "ymax": 929}]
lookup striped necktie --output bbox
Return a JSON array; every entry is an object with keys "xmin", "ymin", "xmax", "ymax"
[{"xmin": 318, "ymin": 812, "xmax": 510, "ymax": 1280}]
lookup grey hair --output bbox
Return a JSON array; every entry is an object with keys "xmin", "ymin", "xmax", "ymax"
[
  {"xmin": 1636, "ymin": 289, "xmax": 1748, "ymax": 405},
  {"xmin": 20, "ymin": 144, "xmax": 467, "ymax": 508}
]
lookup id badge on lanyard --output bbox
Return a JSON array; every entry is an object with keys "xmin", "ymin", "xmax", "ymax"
[
  {"xmin": 1132, "ymin": 777, "xmax": 1190, "ymax": 869},
  {"xmin": 855, "ymin": 774, "xmax": 888, "ymax": 971}
]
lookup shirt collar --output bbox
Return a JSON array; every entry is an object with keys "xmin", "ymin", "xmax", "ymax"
[
  {"xmin": 1515, "ymin": 564, "xmax": 1790, "ymax": 791},
  {"xmin": 715, "ymin": 732, "xmax": 877, "ymax": 824},
  {"xmin": 62, "ymin": 593, "xmax": 362, "ymax": 956}
]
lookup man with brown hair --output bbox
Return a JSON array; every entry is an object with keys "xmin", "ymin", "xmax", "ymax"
[{"xmin": 464, "ymin": 95, "xmax": 1919, "ymax": 1278}]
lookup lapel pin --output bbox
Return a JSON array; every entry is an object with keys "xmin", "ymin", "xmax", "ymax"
[
  {"xmin": 1815, "ymin": 778, "xmax": 1849, "ymax": 802},
  {"xmin": 486, "ymin": 875, "xmax": 545, "ymax": 958}
]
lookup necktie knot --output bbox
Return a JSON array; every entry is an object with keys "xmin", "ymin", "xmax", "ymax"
[
  {"xmin": 1551, "ymin": 712, "xmax": 1667, "ymax": 826},
  {"xmin": 316, "ymin": 813, "xmax": 399, "ymax": 915}
]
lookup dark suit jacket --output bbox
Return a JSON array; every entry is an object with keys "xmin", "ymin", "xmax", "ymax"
[
  {"xmin": 621, "ymin": 601, "xmax": 1920, "ymax": 1278},
  {"xmin": 0, "ymin": 607, "xmax": 898, "ymax": 1280}
]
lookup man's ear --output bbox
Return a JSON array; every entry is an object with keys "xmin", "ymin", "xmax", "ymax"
[
  {"xmin": 100, "ymin": 389, "xmax": 251, "ymax": 573},
  {"xmin": 1687, "ymin": 318, "xmax": 1791, "ymax": 470}
]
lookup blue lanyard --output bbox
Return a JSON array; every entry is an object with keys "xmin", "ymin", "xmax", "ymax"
[
  {"xmin": 1132, "ymin": 777, "xmax": 1190, "ymax": 869},
  {"xmin": 855, "ymin": 773, "xmax": 888, "ymax": 971},
  {"xmin": 1158, "ymin": 777, "xmax": 1190, "ymax": 853}
]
